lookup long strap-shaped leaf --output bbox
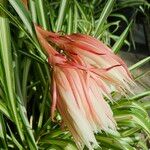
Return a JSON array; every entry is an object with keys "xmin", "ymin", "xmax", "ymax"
[
  {"xmin": 8, "ymin": 0, "xmax": 34, "ymax": 36},
  {"xmin": 115, "ymin": 110, "xmax": 150, "ymax": 137},
  {"xmin": 94, "ymin": 0, "xmax": 115, "ymax": 38},
  {"xmin": 56, "ymin": 0, "xmax": 68, "ymax": 32},
  {"xmin": 96, "ymin": 135, "xmax": 135, "ymax": 150},
  {"xmin": 8, "ymin": 0, "xmax": 45, "ymax": 59},
  {"xmin": 36, "ymin": 0, "xmax": 50, "ymax": 30},
  {"xmin": 129, "ymin": 56, "xmax": 150, "ymax": 71},
  {"xmin": 112, "ymin": 20, "xmax": 133, "ymax": 53},
  {"xmin": 0, "ymin": 0, "xmax": 24, "ymax": 142},
  {"xmin": 0, "ymin": 114, "xmax": 8, "ymax": 149},
  {"xmin": 0, "ymin": 1, "xmax": 37, "ymax": 149},
  {"xmin": 0, "ymin": 3, "xmax": 46, "ymax": 59}
]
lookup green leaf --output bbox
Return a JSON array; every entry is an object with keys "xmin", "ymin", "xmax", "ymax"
[
  {"xmin": 94, "ymin": 0, "xmax": 115, "ymax": 38},
  {"xmin": 0, "ymin": 1, "xmax": 24, "ymax": 141},
  {"xmin": 116, "ymin": 0, "xmax": 150, "ymax": 10},
  {"xmin": 39, "ymin": 139, "xmax": 77, "ymax": 150},
  {"xmin": 121, "ymin": 127, "xmax": 141, "ymax": 137},
  {"xmin": 0, "ymin": 2, "xmax": 37, "ymax": 149},
  {"xmin": 0, "ymin": 3, "xmax": 46, "ymax": 59},
  {"xmin": 22, "ymin": 58, "xmax": 31, "ymax": 107},
  {"xmin": 129, "ymin": 56, "xmax": 150, "ymax": 71},
  {"xmin": 36, "ymin": 0, "xmax": 50, "ymax": 29},
  {"xmin": 113, "ymin": 101, "xmax": 148, "ymax": 118},
  {"xmin": 115, "ymin": 110, "xmax": 150, "ymax": 136},
  {"xmin": 74, "ymin": 0, "xmax": 88, "ymax": 22},
  {"xmin": 96, "ymin": 135, "xmax": 135, "ymax": 150},
  {"xmin": 73, "ymin": 4, "xmax": 78, "ymax": 33},
  {"xmin": 112, "ymin": 20, "xmax": 132, "ymax": 53},
  {"xmin": 37, "ymin": 82, "xmax": 49, "ymax": 130},
  {"xmin": 8, "ymin": 0, "xmax": 34, "ymax": 36},
  {"xmin": 67, "ymin": 6, "xmax": 73, "ymax": 34},
  {"xmin": 7, "ymin": 125, "xmax": 24, "ymax": 150},
  {"xmin": 129, "ymin": 91, "xmax": 150, "ymax": 100},
  {"xmin": 29, "ymin": 0, "xmax": 38, "ymax": 23},
  {"xmin": 142, "ymin": 101, "xmax": 150, "ymax": 110},
  {"xmin": 56, "ymin": 0, "xmax": 68, "ymax": 32},
  {"xmin": 0, "ymin": 101, "xmax": 11, "ymax": 120},
  {"xmin": 110, "ymin": 13, "xmax": 128, "ymax": 24},
  {"xmin": 0, "ymin": 114, "xmax": 8, "ymax": 149},
  {"xmin": 18, "ymin": 50, "xmax": 45, "ymax": 64}
]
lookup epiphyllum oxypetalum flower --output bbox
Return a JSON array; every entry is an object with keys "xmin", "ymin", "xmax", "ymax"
[
  {"xmin": 36, "ymin": 26, "xmax": 134, "ymax": 93},
  {"xmin": 35, "ymin": 26, "xmax": 134, "ymax": 150}
]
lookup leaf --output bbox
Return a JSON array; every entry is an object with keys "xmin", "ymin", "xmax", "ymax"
[
  {"xmin": 39, "ymin": 139, "xmax": 77, "ymax": 150},
  {"xmin": 115, "ymin": 110, "xmax": 150, "ymax": 137},
  {"xmin": 0, "ymin": 114, "xmax": 8, "ymax": 149},
  {"xmin": 56, "ymin": 0, "xmax": 68, "ymax": 32},
  {"xmin": 137, "ymin": 140, "xmax": 149, "ymax": 150},
  {"xmin": 37, "ymin": 82, "xmax": 49, "ymax": 130},
  {"xmin": 36, "ymin": 0, "xmax": 50, "ymax": 29},
  {"xmin": 129, "ymin": 56, "xmax": 150, "ymax": 71},
  {"xmin": 0, "ymin": 3, "xmax": 37, "ymax": 149},
  {"xmin": 73, "ymin": 4, "xmax": 78, "ymax": 33},
  {"xmin": 94, "ymin": 0, "xmax": 115, "ymax": 38},
  {"xmin": 0, "ymin": 101, "xmax": 11, "ymax": 120},
  {"xmin": 96, "ymin": 135, "xmax": 135, "ymax": 150},
  {"xmin": 8, "ymin": 0, "xmax": 34, "ymax": 36},
  {"xmin": 142, "ymin": 101, "xmax": 150, "ymax": 110},
  {"xmin": 74, "ymin": 0, "xmax": 88, "ymax": 21},
  {"xmin": 129, "ymin": 91, "xmax": 150, "ymax": 100},
  {"xmin": 7, "ymin": 125, "xmax": 24, "ymax": 150},
  {"xmin": 100, "ymin": 21, "xmax": 120, "ymax": 34},
  {"xmin": 110, "ymin": 13, "xmax": 128, "ymax": 24},
  {"xmin": 18, "ymin": 50, "xmax": 45, "ymax": 64},
  {"xmin": 67, "ymin": 6, "xmax": 73, "ymax": 34},
  {"xmin": 0, "ymin": 3, "xmax": 46, "ymax": 58},
  {"xmin": 29, "ymin": 0, "xmax": 38, "ymax": 23},
  {"xmin": 116, "ymin": 0, "xmax": 150, "ymax": 10},
  {"xmin": 113, "ymin": 101, "xmax": 148, "ymax": 118},
  {"xmin": 112, "ymin": 20, "xmax": 133, "ymax": 53},
  {"xmin": 0, "ymin": 3, "xmax": 24, "ymax": 141},
  {"xmin": 16, "ymin": 95, "xmax": 38, "ymax": 149},
  {"xmin": 121, "ymin": 127, "xmax": 141, "ymax": 137}
]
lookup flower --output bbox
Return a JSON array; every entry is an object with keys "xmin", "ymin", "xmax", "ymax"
[
  {"xmin": 35, "ymin": 26, "xmax": 134, "ymax": 149},
  {"xmin": 36, "ymin": 27, "xmax": 134, "ymax": 94}
]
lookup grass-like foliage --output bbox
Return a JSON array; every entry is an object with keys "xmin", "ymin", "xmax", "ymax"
[{"xmin": 0, "ymin": 0, "xmax": 150, "ymax": 149}]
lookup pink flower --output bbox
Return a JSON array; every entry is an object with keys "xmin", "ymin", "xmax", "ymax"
[
  {"xmin": 36, "ymin": 27, "xmax": 134, "ymax": 94},
  {"xmin": 35, "ymin": 26, "xmax": 134, "ymax": 149}
]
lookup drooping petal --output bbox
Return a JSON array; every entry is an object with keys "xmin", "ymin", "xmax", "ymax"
[{"xmin": 54, "ymin": 67, "xmax": 100, "ymax": 150}]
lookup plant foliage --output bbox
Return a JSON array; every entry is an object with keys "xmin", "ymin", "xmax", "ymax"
[{"xmin": 0, "ymin": 0, "xmax": 150, "ymax": 149}]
